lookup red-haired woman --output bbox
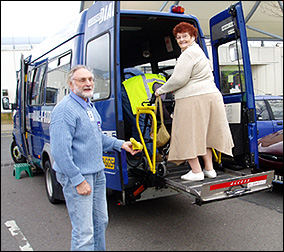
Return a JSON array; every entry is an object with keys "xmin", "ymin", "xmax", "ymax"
[{"xmin": 155, "ymin": 22, "xmax": 234, "ymax": 181}]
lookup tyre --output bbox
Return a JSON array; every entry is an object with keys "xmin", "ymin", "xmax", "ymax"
[
  {"xmin": 157, "ymin": 162, "xmax": 167, "ymax": 177},
  {"xmin": 44, "ymin": 160, "xmax": 61, "ymax": 204},
  {"xmin": 10, "ymin": 140, "xmax": 26, "ymax": 163},
  {"xmin": 126, "ymin": 151, "xmax": 143, "ymax": 168}
]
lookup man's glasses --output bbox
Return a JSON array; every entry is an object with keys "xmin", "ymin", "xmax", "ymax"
[{"xmin": 72, "ymin": 77, "xmax": 94, "ymax": 83}]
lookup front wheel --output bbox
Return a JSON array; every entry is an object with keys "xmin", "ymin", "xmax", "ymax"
[
  {"xmin": 44, "ymin": 160, "xmax": 61, "ymax": 204},
  {"xmin": 10, "ymin": 140, "xmax": 26, "ymax": 163}
]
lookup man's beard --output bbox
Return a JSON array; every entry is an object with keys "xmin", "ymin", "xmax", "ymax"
[{"xmin": 74, "ymin": 85, "xmax": 93, "ymax": 99}]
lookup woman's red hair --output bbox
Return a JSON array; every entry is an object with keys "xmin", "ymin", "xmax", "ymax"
[{"xmin": 173, "ymin": 22, "xmax": 197, "ymax": 39}]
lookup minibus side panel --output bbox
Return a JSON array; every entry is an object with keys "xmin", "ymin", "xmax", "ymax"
[{"xmin": 26, "ymin": 37, "xmax": 83, "ymax": 168}]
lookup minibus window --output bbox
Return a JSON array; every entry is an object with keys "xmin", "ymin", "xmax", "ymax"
[
  {"xmin": 158, "ymin": 59, "xmax": 177, "ymax": 79},
  {"xmin": 46, "ymin": 53, "xmax": 71, "ymax": 105},
  {"xmin": 217, "ymin": 39, "xmax": 245, "ymax": 95},
  {"xmin": 28, "ymin": 64, "xmax": 46, "ymax": 105},
  {"xmin": 86, "ymin": 33, "xmax": 110, "ymax": 101}
]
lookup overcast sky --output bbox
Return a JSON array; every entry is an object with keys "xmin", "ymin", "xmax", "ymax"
[{"xmin": 1, "ymin": 1, "xmax": 81, "ymax": 38}]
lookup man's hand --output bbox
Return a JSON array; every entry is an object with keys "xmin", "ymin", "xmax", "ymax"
[
  {"xmin": 122, "ymin": 141, "xmax": 141, "ymax": 155},
  {"xmin": 76, "ymin": 180, "xmax": 92, "ymax": 196}
]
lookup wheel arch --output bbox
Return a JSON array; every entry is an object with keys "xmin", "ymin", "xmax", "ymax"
[
  {"xmin": 42, "ymin": 143, "xmax": 64, "ymax": 203},
  {"xmin": 42, "ymin": 143, "xmax": 54, "ymax": 171}
]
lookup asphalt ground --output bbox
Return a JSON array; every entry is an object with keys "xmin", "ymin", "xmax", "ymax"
[{"xmin": 1, "ymin": 124, "xmax": 283, "ymax": 251}]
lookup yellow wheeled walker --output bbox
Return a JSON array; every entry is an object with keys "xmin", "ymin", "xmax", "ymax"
[
  {"xmin": 132, "ymin": 102, "xmax": 222, "ymax": 176},
  {"xmin": 135, "ymin": 105, "xmax": 158, "ymax": 174}
]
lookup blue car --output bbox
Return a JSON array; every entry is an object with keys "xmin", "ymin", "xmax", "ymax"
[{"xmin": 255, "ymin": 95, "xmax": 283, "ymax": 139}]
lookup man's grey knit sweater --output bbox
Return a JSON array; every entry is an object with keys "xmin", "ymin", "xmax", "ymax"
[{"xmin": 50, "ymin": 91, "xmax": 124, "ymax": 187}]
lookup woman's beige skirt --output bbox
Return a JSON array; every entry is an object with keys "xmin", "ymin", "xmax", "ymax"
[{"xmin": 168, "ymin": 92, "xmax": 234, "ymax": 165}]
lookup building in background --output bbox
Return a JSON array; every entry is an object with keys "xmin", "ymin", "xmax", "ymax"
[
  {"xmin": 1, "ymin": 37, "xmax": 46, "ymax": 112},
  {"xmin": 206, "ymin": 41, "xmax": 283, "ymax": 97}
]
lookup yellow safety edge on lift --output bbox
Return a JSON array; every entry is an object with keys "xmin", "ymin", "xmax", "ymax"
[{"xmin": 136, "ymin": 105, "xmax": 157, "ymax": 174}]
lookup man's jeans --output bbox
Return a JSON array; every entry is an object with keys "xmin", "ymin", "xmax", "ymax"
[{"xmin": 56, "ymin": 171, "xmax": 108, "ymax": 251}]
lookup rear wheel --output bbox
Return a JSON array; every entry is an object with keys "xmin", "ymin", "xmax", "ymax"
[
  {"xmin": 44, "ymin": 160, "xmax": 61, "ymax": 204},
  {"xmin": 10, "ymin": 140, "xmax": 26, "ymax": 163}
]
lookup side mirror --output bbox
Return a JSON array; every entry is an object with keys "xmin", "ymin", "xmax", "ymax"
[
  {"xmin": 2, "ymin": 97, "xmax": 16, "ymax": 110},
  {"xmin": 2, "ymin": 97, "xmax": 10, "ymax": 110}
]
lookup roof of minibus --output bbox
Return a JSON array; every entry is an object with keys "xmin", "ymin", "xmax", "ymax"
[
  {"xmin": 28, "ymin": 8, "xmax": 201, "ymax": 63},
  {"xmin": 28, "ymin": 10, "xmax": 87, "ymax": 63},
  {"xmin": 120, "ymin": 8, "xmax": 199, "ymax": 22}
]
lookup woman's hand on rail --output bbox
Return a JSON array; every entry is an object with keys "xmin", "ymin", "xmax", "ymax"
[{"xmin": 154, "ymin": 88, "xmax": 160, "ymax": 96}]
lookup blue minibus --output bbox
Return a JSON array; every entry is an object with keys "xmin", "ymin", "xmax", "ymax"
[{"xmin": 2, "ymin": 1, "xmax": 274, "ymax": 205}]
